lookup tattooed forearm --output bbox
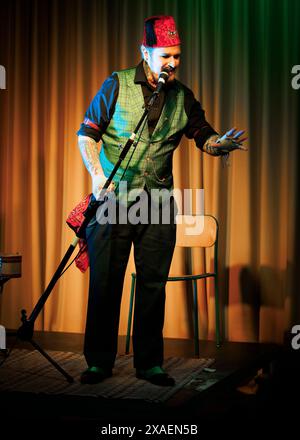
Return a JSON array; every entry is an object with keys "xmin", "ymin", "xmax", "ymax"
[{"xmin": 78, "ymin": 135, "xmax": 103, "ymax": 176}]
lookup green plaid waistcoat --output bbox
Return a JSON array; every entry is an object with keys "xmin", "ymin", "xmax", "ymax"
[{"xmin": 100, "ymin": 66, "xmax": 188, "ymax": 190}]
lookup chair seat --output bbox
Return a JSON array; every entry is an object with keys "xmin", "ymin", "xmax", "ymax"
[
  {"xmin": 131, "ymin": 272, "xmax": 216, "ymax": 281},
  {"xmin": 167, "ymin": 273, "xmax": 216, "ymax": 281}
]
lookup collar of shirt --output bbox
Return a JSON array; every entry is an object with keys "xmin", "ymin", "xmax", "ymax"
[{"xmin": 134, "ymin": 61, "xmax": 154, "ymax": 90}]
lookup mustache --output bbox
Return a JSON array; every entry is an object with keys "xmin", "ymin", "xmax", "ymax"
[
  {"xmin": 167, "ymin": 63, "xmax": 176, "ymax": 72},
  {"xmin": 161, "ymin": 63, "xmax": 176, "ymax": 75}
]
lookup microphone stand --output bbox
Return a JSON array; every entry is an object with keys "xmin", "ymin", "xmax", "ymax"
[{"xmin": 8, "ymin": 75, "xmax": 167, "ymax": 382}]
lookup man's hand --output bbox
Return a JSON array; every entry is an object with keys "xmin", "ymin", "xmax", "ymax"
[
  {"xmin": 92, "ymin": 174, "xmax": 115, "ymax": 201},
  {"xmin": 203, "ymin": 128, "xmax": 247, "ymax": 156},
  {"xmin": 213, "ymin": 128, "xmax": 247, "ymax": 153}
]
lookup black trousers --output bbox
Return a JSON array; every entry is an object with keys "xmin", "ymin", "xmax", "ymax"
[{"xmin": 83, "ymin": 196, "xmax": 176, "ymax": 370}]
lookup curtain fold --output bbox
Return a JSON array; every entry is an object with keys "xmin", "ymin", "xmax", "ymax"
[{"xmin": 0, "ymin": 0, "xmax": 299, "ymax": 343}]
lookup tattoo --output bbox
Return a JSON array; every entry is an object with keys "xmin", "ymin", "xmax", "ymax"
[
  {"xmin": 202, "ymin": 134, "xmax": 221, "ymax": 156},
  {"xmin": 78, "ymin": 135, "xmax": 103, "ymax": 176}
]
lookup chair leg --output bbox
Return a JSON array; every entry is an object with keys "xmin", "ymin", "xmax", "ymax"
[
  {"xmin": 192, "ymin": 279, "xmax": 199, "ymax": 358},
  {"xmin": 125, "ymin": 274, "xmax": 136, "ymax": 354},
  {"xmin": 214, "ymin": 275, "xmax": 221, "ymax": 348}
]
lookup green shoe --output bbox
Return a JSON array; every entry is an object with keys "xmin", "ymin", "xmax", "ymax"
[
  {"xmin": 80, "ymin": 366, "xmax": 112, "ymax": 384},
  {"xmin": 136, "ymin": 366, "xmax": 175, "ymax": 387}
]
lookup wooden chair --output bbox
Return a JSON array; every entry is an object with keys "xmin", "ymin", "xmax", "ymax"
[{"xmin": 125, "ymin": 215, "xmax": 221, "ymax": 357}]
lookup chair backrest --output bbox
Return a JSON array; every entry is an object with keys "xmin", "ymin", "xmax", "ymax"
[{"xmin": 175, "ymin": 215, "xmax": 218, "ymax": 248}]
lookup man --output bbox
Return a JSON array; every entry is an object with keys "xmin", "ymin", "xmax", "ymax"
[{"xmin": 77, "ymin": 15, "xmax": 245, "ymax": 386}]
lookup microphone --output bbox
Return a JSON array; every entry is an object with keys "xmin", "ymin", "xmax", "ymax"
[{"xmin": 154, "ymin": 64, "xmax": 174, "ymax": 94}]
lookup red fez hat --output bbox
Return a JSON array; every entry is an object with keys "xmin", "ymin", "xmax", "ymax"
[{"xmin": 142, "ymin": 15, "xmax": 181, "ymax": 48}]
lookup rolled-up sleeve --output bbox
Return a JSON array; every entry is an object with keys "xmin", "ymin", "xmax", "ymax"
[{"xmin": 77, "ymin": 73, "xmax": 119, "ymax": 142}]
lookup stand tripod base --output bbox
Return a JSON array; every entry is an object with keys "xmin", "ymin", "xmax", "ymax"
[
  {"xmin": 6, "ymin": 320, "xmax": 74, "ymax": 383},
  {"xmin": 30, "ymin": 338, "xmax": 74, "ymax": 383}
]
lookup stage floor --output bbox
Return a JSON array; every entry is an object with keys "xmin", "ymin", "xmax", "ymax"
[{"xmin": 1, "ymin": 331, "xmax": 299, "ymax": 436}]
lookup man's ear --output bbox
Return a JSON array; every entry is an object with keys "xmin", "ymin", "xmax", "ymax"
[{"xmin": 141, "ymin": 45, "xmax": 149, "ymax": 62}]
